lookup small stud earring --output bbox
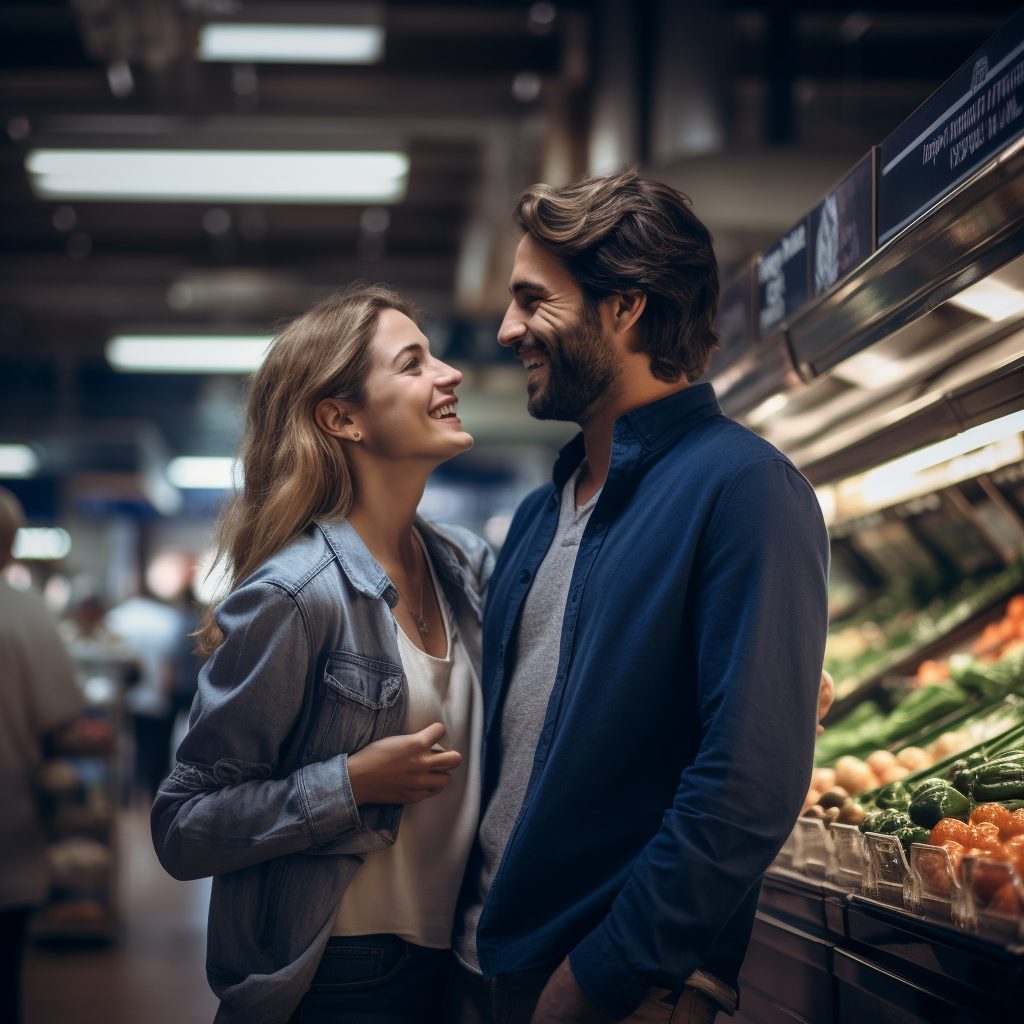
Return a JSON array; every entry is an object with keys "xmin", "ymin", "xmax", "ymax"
[{"xmin": 352, "ymin": 431, "xmax": 360, "ymax": 439}]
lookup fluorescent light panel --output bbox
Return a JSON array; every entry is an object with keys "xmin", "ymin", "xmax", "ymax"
[
  {"xmin": 822, "ymin": 408, "xmax": 1024, "ymax": 525},
  {"xmin": 948, "ymin": 278, "xmax": 1024, "ymax": 321},
  {"xmin": 197, "ymin": 23, "xmax": 384, "ymax": 64},
  {"xmin": 168, "ymin": 457, "xmax": 240, "ymax": 490},
  {"xmin": 0, "ymin": 444, "xmax": 39, "ymax": 478},
  {"xmin": 25, "ymin": 150, "xmax": 409, "ymax": 203},
  {"xmin": 13, "ymin": 527, "xmax": 71, "ymax": 560},
  {"xmin": 107, "ymin": 336, "xmax": 272, "ymax": 373}
]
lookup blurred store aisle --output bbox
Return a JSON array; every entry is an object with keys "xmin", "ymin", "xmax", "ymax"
[{"xmin": 24, "ymin": 808, "xmax": 217, "ymax": 1024}]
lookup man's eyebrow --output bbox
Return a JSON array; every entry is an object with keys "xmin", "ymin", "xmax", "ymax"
[
  {"xmin": 391, "ymin": 342, "xmax": 424, "ymax": 365},
  {"xmin": 510, "ymin": 279, "xmax": 547, "ymax": 296}
]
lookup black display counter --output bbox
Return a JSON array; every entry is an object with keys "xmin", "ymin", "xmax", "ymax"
[{"xmin": 735, "ymin": 868, "xmax": 1024, "ymax": 1024}]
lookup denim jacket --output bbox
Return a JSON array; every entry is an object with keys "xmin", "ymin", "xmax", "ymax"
[{"xmin": 151, "ymin": 517, "xmax": 492, "ymax": 1024}]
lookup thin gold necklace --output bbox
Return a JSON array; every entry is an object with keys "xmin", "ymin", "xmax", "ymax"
[{"xmin": 393, "ymin": 541, "xmax": 429, "ymax": 634}]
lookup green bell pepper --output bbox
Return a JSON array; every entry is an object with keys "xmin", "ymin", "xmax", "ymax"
[
  {"xmin": 875, "ymin": 781, "xmax": 912, "ymax": 811},
  {"xmin": 970, "ymin": 760, "xmax": 1024, "ymax": 802},
  {"xmin": 892, "ymin": 825, "xmax": 932, "ymax": 853},
  {"xmin": 859, "ymin": 809, "xmax": 913, "ymax": 835},
  {"xmin": 908, "ymin": 779, "xmax": 972, "ymax": 828}
]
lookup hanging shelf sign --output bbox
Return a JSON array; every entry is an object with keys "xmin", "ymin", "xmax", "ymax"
[
  {"xmin": 758, "ymin": 218, "xmax": 808, "ymax": 336},
  {"xmin": 878, "ymin": 6, "xmax": 1024, "ymax": 245},
  {"xmin": 809, "ymin": 150, "xmax": 876, "ymax": 299}
]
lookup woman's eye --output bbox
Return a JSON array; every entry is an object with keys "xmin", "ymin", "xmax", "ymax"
[{"xmin": 402, "ymin": 358, "xmax": 420, "ymax": 372}]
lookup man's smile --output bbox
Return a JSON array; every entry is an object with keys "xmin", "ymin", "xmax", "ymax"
[{"xmin": 512, "ymin": 340, "xmax": 550, "ymax": 385}]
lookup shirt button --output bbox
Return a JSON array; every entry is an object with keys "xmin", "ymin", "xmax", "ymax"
[
  {"xmin": 519, "ymin": 569, "xmax": 531, "ymax": 584},
  {"xmin": 547, "ymin": 498, "xmax": 556, "ymax": 511}
]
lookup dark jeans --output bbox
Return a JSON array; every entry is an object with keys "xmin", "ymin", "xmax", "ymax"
[
  {"xmin": 0, "ymin": 906, "xmax": 31, "ymax": 1024},
  {"xmin": 443, "ymin": 961, "xmax": 718, "ymax": 1024},
  {"xmin": 288, "ymin": 934, "xmax": 451, "ymax": 1024},
  {"xmin": 133, "ymin": 712, "xmax": 176, "ymax": 800},
  {"xmin": 444, "ymin": 961, "xmax": 550, "ymax": 1024}
]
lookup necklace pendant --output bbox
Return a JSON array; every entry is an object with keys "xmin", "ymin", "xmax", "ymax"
[{"xmin": 418, "ymin": 619, "xmax": 429, "ymax": 634}]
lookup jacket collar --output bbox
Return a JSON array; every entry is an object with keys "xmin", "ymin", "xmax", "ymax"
[
  {"xmin": 316, "ymin": 518, "xmax": 394, "ymax": 601},
  {"xmin": 552, "ymin": 383, "xmax": 722, "ymax": 489},
  {"xmin": 314, "ymin": 515, "xmax": 481, "ymax": 620}
]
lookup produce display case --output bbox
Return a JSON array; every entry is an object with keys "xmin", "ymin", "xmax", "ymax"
[
  {"xmin": 717, "ymin": 11, "xmax": 1024, "ymax": 1020},
  {"xmin": 31, "ymin": 638, "xmax": 134, "ymax": 943}
]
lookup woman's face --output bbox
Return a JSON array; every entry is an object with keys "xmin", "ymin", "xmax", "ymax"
[{"xmin": 350, "ymin": 308, "xmax": 473, "ymax": 462}]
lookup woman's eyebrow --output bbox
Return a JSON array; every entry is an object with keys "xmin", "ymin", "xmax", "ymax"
[{"xmin": 391, "ymin": 342, "xmax": 424, "ymax": 365}]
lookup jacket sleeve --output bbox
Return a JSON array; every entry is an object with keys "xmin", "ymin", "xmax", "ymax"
[
  {"xmin": 151, "ymin": 580, "xmax": 361, "ymax": 881},
  {"xmin": 569, "ymin": 458, "xmax": 830, "ymax": 1018}
]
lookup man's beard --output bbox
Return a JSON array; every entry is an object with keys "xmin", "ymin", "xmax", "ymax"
[{"xmin": 522, "ymin": 302, "xmax": 619, "ymax": 423}]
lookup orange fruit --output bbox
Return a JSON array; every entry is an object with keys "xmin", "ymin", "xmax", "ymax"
[
  {"xmin": 971, "ymin": 822, "xmax": 1003, "ymax": 850},
  {"xmin": 988, "ymin": 881, "xmax": 1020, "ymax": 916},
  {"xmin": 931, "ymin": 818, "xmax": 972, "ymax": 847},
  {"xmin": 970, "ymin": 803, "xmax": 1013, "ymax": 838}
]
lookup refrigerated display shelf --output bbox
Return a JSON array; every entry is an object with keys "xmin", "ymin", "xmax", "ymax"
[
  {"xmin": 739, "ymin": 868, "xmax": 1024, "ymax": 1024},
  {"xmin": 825, "ymin": 562, "xmax": 1024, "ymax": 709}
]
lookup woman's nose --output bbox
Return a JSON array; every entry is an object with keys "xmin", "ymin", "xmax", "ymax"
[{"xmin": 436, "ymin": 361, "xmax": 463, "ymax": 388}]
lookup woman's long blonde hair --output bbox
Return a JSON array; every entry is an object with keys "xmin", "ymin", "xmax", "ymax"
[{"xmin": 195, "ymin": 283, "xmax": 417, "ymax": 654}]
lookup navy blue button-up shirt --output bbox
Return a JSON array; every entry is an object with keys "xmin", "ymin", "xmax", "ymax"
[{"xmin": 474, "ymin": 384, "xmax": 829, "ymax": 1018}]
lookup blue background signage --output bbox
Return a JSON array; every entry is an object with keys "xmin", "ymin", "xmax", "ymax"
[
  {"xmin": 878, "ymin": 7, "xmax": 1024, "ymax": 244},
  {"xmin": 711, "ymin": 260, "xmax": 754, "ymax": 371},
  {"xmin": 758, "ymin": 220, "xmax": 808, "ymax": 335},
  {"xmin": 809, "ymin": 151, "xmax": 875, "ymax": 298}
]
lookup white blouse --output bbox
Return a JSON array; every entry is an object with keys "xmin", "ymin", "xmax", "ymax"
[{"xmin": 332, "ymin": 537, "xmax": 483, "ymax": 948}]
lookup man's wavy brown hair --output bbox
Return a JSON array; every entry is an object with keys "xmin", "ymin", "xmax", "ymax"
[{"xmin": 512, "ymin": 169, "xmax": 720, "ymax": 382}]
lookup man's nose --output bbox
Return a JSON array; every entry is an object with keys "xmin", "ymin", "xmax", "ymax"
[{"xmin": 497, "ymin": 304, "xmax": 527, "ymax": 348}]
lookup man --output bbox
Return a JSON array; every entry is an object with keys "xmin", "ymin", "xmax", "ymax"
[
  {"xmin": 450, "ymin": 171, "xmax": 830, "ymax": 1024},
  {"xmin": 0, "ymin": 488, "xmax": 83, "ymax": 1022}
]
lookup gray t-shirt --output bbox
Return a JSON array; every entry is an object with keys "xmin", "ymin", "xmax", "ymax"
[
  {"xmin": 0, "ymin": 580, "xmax": 83, "ymax": 909},
  {"xmin": 456, "ymin": 467, "xmax": 599, "ymax": 971}
]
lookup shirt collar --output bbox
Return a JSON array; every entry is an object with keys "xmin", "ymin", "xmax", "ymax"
[{"xmin": 552, "ymin": 383, "xmax": 722, "ymax": 489}]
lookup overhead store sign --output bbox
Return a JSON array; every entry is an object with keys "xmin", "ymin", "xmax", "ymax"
[
  {"xmin": 758, "ymin": 220, "xmax": 808, "ymax": 335},
  {"xmin": 878, "ymin": 7, "xmax": 1024, "ymax": 244},
  {"xmin": 708, "ymin": 260, "xmax": 754, "ymax": 372},
  {"xmin": 809, "ymin": 151, "xmax": 876, "ymax": 298}
]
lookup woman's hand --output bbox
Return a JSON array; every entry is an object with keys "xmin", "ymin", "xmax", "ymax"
[{"xmin": 347, "ymin": 722, "xmax": 462, "ymax": 805}]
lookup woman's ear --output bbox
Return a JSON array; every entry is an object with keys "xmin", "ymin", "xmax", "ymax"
[{"xmin": 315, "ymin": 398, "xmax": 360, "ymax": 441}]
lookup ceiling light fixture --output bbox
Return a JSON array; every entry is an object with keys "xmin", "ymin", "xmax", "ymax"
[
  {"xmin": 868, "ymin": 409, "xmax": 1024, "ymax": 482},
  {"xmin": 106, "ymin": 335, "xmax": 272, "ymax": 373},
  {"xmin": 830, "ymin": 348, "xmax": 908, "ymax": 389},
  {"xmin": 197, "ymin": 24, "xmax": 385, "ymax": 64},
  {"xmin": 948, "ymin": 278, "xmax": 1024, "ymax": 321},
  {"xmin": 13, "ymin": 527, "xmax": 72, "ymax": 561},
  {"xmin": 824, "ymin": 409, "xmax": 1024, "ymax": 524},
  {"xmin": 25, "ymin": 150, "xmax": 409, "ymax": 204},
  {"xmin": 167, "ymin": 457, "xmax": 240, "ymax": 490},
  {"xmin": 0, "ymin": 444, "xmax": 40, "ymax": 478}
]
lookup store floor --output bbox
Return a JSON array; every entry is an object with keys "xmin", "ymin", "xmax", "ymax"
[{"xmin": 24, "ymin": 808, "xmax": 219, "ymax": 1024}]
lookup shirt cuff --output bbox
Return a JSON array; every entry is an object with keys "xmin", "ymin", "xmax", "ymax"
[
  {"xmin": 296, "ymin": 753, "xmax": 360, "ymax": 845},
  {"xmin": 569, "ymin": 925, "xmax": 648, "ymax": 1021}
]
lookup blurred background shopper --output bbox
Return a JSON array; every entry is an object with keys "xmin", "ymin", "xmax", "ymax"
[
  {"xmin": 0, "ymin": 487, "xmax": 83, "ymax": 1024},
  {"xmin": 151, "ymin": 287, "xmax": 489, "ymax": 1024}
]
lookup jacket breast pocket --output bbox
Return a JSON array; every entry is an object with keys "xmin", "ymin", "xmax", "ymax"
[{"xmin": 307, "ymin": 651, "xmax": 405, "ymax": 760}]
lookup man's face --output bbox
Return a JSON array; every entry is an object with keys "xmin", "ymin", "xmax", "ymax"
[{"xmin": 498, "ymin": 233, "xmax": 620, "ymax": 423}]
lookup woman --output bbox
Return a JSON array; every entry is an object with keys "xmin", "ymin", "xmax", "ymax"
[{"xmin": 152, "ymin": 285, "xmax": 491, "ymax": 1024}]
